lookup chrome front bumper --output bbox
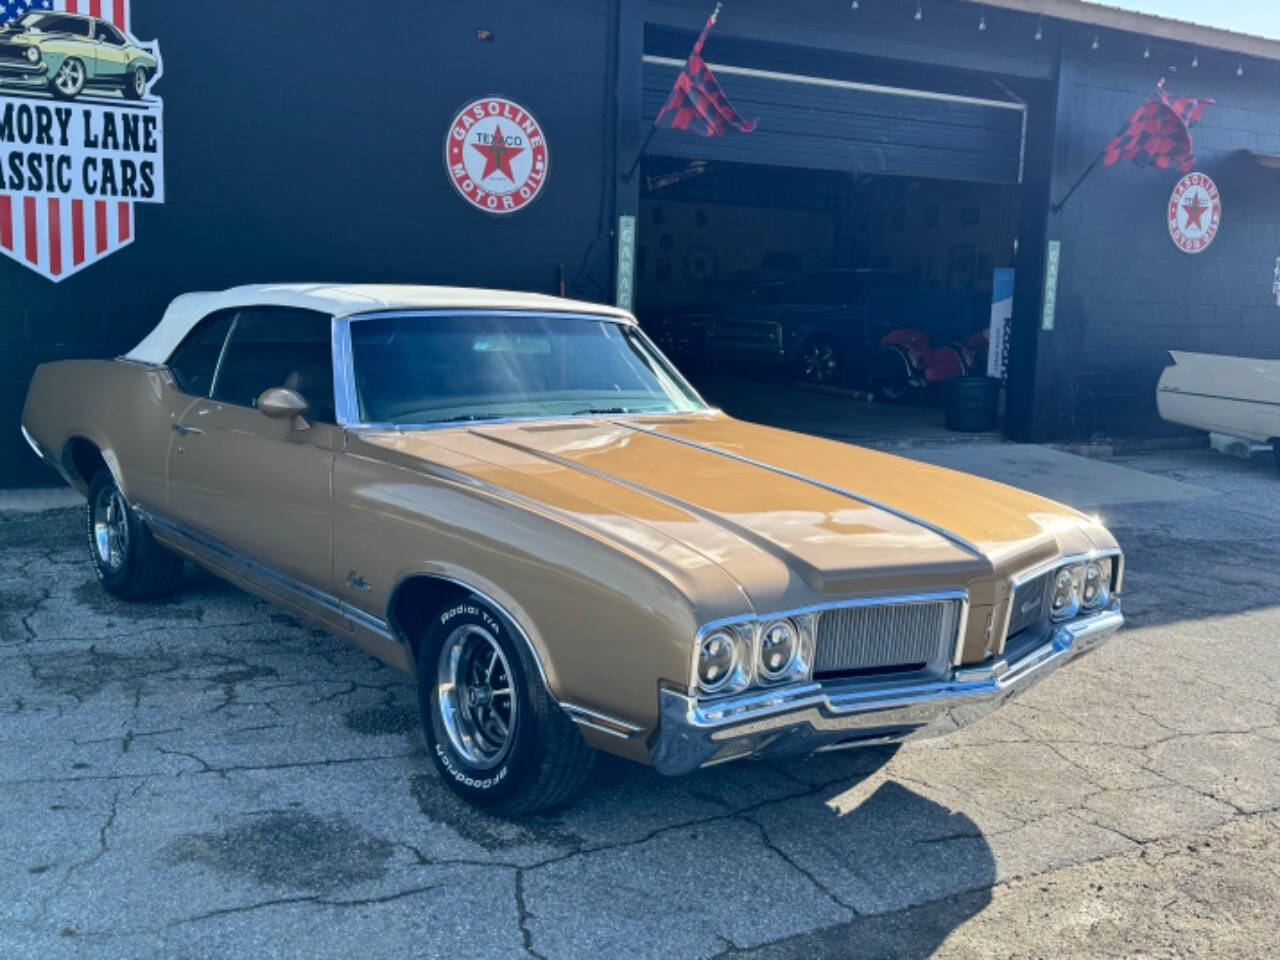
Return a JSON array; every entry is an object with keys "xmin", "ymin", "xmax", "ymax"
[{"xmin": 650, "ymin": 606, "xmax": 1122, "ymax": 775}]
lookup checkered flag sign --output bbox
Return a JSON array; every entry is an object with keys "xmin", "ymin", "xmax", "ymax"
[
  {"xmin": 1103, "ymin": 80, "xmax": 1212, "ymax": 175},
  {"xmin": 655, "ymin": 2, "xmax": 757, "ymax": 138}
]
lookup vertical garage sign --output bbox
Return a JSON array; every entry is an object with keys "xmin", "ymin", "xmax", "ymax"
[
  {"xmin": 0, "ymin": 0, "xmax": 163, "ymax": 283},
  {"xmin": 616, "ymin": 214, "xmax": 636, "ymax": 310},
  {"xmin": 1041, "ymin": 240, "xmax": 1060, "ymax": 331}
]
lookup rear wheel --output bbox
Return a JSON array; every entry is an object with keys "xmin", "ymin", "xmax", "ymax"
[
  {"xmin": 86, "ymin": 471, "xmax": 184, "ymax": 601},
  {"xmin": 124, "ymin": 65, "xmax": 148, "ymax": 100},
  {"xmin": 418, "ymin": 597, "xmax": 595, "ymax": 813},
  {"xmin": 872, "ymin": 344, "xmax": 913, "ymax": 402}
]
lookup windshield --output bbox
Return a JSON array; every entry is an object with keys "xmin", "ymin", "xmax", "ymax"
[
  {"xmin": 18, "ymin": 14, "xmax": 89, "ymax": 35},
  {"xmin": 349, "ymin": 312, "xmax": 707, "ymax": 425}
]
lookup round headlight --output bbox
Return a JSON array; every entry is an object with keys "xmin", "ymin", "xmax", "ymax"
[
  {"xmin": 759, "ymin": 619, "xmax": 799, "ymax": 681},
  {"xmin": 697, "ymin": 630, "xmax": 738, "ymax": 693},
  {"xmin": 26, "ymin": 46, "xmax": 40, "ymax": 63},
  {"xmin": 1049, "ymin": 565, "xmax": 1081, "ymax": 621},
  {"xmin": 1081, "ymin": 560, "xmax": 1110, "ymax": 610}
]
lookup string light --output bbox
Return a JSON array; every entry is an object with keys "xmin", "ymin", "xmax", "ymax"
[
  {"xmin": 1191, "ymin": 48, "xmax": 1199, "ymax": 68},
  {"xmin": 850, "ymin": 0, "xmax": 858, "ymax": 9},
  {"xmin": 1034, "ymin": 15, "xmax": 1043, "ymax": 41},
  {"xmin": 978, "ymin": 5, "xmax": 986, "ymax": 31},
  {"xmin": 1091, "ymin": 33, "xmax": 1100, "ymax": 51},
  {"xmin": 1237, "ymin": 57, "xmax": 1245, "ymax": 76},
  {"xmin": 914, "ymin": 2, "xmax": 923, "ymax": 22},
  {"xmin": 1143, "ymin": 42, "xmax": 1150, "ymax": 59}
]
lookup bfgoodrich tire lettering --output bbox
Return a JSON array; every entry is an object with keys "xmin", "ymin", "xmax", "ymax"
[
  {"xmin": 85, "ymin": 471, "xmax": 184, "ymax": 601},
  {"xmin": 417, "ymin": 597, "xmax": 595, "ymax": 813}
]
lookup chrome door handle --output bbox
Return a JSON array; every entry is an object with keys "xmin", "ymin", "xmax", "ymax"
[{"xmin": 172, "ymin": 423, "xmax": 203, "ymax": 436}]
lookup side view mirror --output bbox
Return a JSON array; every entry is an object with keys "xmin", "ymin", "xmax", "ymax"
[{"xmin": 257, "ymin": 387, "xmax": 309, "ymax": 426}]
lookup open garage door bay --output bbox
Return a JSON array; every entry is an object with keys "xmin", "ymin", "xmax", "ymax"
[{"xmin": 641, "ymin": 53, "xmax": 1026, "ymax": 185}]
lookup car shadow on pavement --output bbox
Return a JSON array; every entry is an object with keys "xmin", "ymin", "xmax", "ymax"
[{"xmin": 410, "ymin": 744, "xmax": 996, "ymax": 958}]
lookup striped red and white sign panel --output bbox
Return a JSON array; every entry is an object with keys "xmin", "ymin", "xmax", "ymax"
[{"xmin": 0, "ymin": 0, "xmax": 162, "ymax": 282}]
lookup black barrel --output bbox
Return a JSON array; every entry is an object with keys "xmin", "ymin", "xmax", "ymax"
[{"xmin": 944, "ymin": 376, "xmax": 1000, "ymax": 432}]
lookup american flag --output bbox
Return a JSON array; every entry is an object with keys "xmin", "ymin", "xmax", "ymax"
[
  {"xmin": 0, "ymin": 0, "xmax": 136, "ymax": 282},
  {"xmin": 654, "ymin": 3, "xmax": 757, "ymax": 138},
  {"xmin": 1102, "ymin": 80, "xmax": 1212, "ymax": 175}
]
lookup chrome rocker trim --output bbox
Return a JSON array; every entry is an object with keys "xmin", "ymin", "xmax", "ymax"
[
  {"xmin": 650, "ymin": 604, "xmax": 1122, "ymax": 776},
  {"xmin": 135, "ymin": 506, "xmax": 396, "ymax": 641},
  {"xmin": 135, "ymin": 507, "xmax": 640, "ymax": 740}
]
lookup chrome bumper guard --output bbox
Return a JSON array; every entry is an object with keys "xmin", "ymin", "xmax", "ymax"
[{"xmin": 650, "ymin": 605, "xmax": 1122, "ymax": 776}]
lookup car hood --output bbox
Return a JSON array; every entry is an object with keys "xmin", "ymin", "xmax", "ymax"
[{"xmin": 357, "ymin": 413, "xmax": 1105, "ymax": 613}]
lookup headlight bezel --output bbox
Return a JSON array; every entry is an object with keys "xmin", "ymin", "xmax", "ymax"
[
  {"xmin": 758, "ymin": 618, "xmax": 800, "ymax": 682},
  {"xmin": 695, "ymin": 628, "xmax": 746, "ymax": 696},
  {"xmin": 1048, "ymin": 564, "xmax": 1083, "ymax": 622},
  {"xmin": 1014, "ymin": 549, "xmax": 1121, "ymax": 635},
  {"xmin": 1080, "ymin": 558, "xmax": 1112, "ymax": 611},
  {"xmin": 25, "ymin": 46, "xmax": 40, "ymax": 64},
  {"xmin": 691, "ymin": 615, "xmax": 814, "ymax": 699}
]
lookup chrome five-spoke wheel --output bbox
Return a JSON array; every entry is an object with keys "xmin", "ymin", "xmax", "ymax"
[
  {"xmin": 53, "ymin": 58, "xmax": 86, "ymax": 98},
  {"xmin": 436, "ymin": 623, "xmax": 517, "ymax": 769},
  {"xmin": 92, "ymin": 482, "xmax": 130, "ymax": 574}
]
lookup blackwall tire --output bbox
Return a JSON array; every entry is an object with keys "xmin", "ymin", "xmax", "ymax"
[
  {"xmin": 124, "ymin": 65, "xmax": 147, "ymax": 100},
  {"xmin": 86, "ymin": 471, "xmax": 184, "ymax": 601},
  {"xmin": 417, "ymin": 597, "xmax": 595, "ymax": 814}
]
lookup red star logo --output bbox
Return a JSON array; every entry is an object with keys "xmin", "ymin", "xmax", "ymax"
[
  {"xmin": 1181, "ymin": 193, "xmax": 1210, "ymax": 231},
  {"xmin": 471, "ymin": 123, "xmax": 524, "ymax": 181}
]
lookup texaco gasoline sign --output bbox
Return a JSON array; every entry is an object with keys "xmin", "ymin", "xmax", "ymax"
[
  {"xmin": 445, "ymin": 97, "xmax": 548, "ymax": 215},
  {"xmin": 1168, "ymin": 172, "xmax": 1221, "ymax": 254}
]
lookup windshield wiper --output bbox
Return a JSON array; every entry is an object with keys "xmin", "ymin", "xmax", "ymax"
[
  {"xmin": 571, "ymin": 407, "xmax": 634, "ymax": 415},
  {"xmin": 426, "ymin": 413, "xmax": 511, "ymax": 424}
]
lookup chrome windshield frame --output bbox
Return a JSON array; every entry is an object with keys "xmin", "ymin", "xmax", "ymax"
[{"xmin": 331, "ymin": 308, "xmax": 712, "ymax": 429}]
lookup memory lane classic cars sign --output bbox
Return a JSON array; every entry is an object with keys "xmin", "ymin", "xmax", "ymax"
[
  {"xmin": 445, "ymin": 96, "xmax": 549, "ymax": 216},
  {"xmin": 0, "ymin": 0, "xmax": 163, "ymax": 283},
  {"xmin": 1168, "ymin": 172, "xmax": 1220, "ymax": 255}
]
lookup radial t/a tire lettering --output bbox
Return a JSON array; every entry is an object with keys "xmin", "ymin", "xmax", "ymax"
[{"xmin": 417, "ymin": 596, "xmax": 596, "ymax": 813}]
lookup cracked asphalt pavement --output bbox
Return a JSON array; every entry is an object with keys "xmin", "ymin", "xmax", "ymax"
[{"xmin": 2, "ymin": 446, "xmax": 1280, "ymax": 959}]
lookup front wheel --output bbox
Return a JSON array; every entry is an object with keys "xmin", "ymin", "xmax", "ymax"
[
  {"xmin": 124, "ymin": 65, "xmax": 148, "ymax": 100},
  {"xmin": 418, "ymin": 598, "xmax": 595, "ymax": 813},
  {"xmin": 86, "ymin": 471, "xmax": 184, "ymax": 600},
  {"xmin": 793, "ymin": 336, "xmax": 841, "ymax": 385},
  {"xmin": 49, "ymin": 57, "xmax": 87, "ymax": 100}
]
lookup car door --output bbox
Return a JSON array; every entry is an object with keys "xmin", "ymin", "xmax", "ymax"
[
  {"xmin": 166, "ymin": 307, "xmax": 344, "ymax": 619},
  {"xmin": 91, "ymin": 20, "xmax": 129, "ymax": 79}
]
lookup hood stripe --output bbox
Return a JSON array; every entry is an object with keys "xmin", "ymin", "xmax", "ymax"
[
  {"xmin": 466, "ymin": 428, "xmax": 824, "ymax": 604},
  {"xmin": 620, "ymin": 421, "xmax": 989, "ymax": 562}
]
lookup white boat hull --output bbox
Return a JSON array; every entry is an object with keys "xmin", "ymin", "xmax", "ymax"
[{"xmin": 1156, "ymin": 351, "xmax": 1280, "ymax": 445}]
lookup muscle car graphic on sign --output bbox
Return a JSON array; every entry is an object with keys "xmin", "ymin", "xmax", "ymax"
[
  {"xmin": 0, "ymin": 1, "xmax": 164, "ymax": 282},
  {"xmin": 0, "ymin": 11, "xmax": 158, "ymax": 101},
  {"xmin": 21, "ymin": 285, "xmax": 1126, "ymax": 813}
]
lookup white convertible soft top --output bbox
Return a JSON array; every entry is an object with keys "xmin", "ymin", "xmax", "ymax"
[{"xmin": 124, "ymin": 283, "xmax": 634, "ymax": 365}]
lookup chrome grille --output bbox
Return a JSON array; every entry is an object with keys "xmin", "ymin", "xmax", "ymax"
[
  {"xmin": 814, "ymin": 599, "xmax": 961, "ymax": 676},
  {"xmin": 1007, "ymin": 572, "xmax": 1050, "ymax": 638}
]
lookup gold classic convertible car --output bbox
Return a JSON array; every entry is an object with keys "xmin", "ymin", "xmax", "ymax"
[{"xmin": 22, "ymin": 284, "xmax": 1124, "ymax": 812}]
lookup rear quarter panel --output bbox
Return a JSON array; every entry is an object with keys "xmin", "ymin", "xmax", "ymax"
[{"xmin": 22, "ymin": 359, "xmax": 192, "ymax": 509}]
